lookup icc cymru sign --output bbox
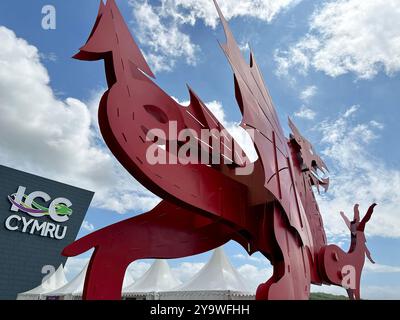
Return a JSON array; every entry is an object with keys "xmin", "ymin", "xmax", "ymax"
[{"xmin": 5, "ymin": 185, "xmax": 73, "ymax": 240}]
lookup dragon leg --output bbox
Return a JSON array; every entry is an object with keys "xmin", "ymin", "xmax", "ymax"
[
  {"xmin": 346, "ymin": 289, "xmax": 355, "ymax": 300},
  {"xmin": 256, "ymin": 203, "xmax": 311, "ymax": 300},
  {"xmin": 353, "ymin": 273, "xmax": 362, "ymax": 300},
  {"xmin": 345, "ymin": 274, "xmax": 361, "ymax": 300},
  {"xmin": 63, "ymin": 200, "xmax": 237, "ymax": 300}
]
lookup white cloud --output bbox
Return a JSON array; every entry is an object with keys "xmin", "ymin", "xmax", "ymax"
[
  {"xmin": 0, "ymin": 26, "xmax": 160, "ymax": 214},
  {"xmin": 364, "ymin": 260, "xmax": 400, "ymax": 274},
  {"xmin": 233, "ymin": 253, "xmax": 270, "ymax": 264},
  {"xmin": 129, "ymin": 0, "xmax": 199, "ymax": 72},
  {"xmin": 275, "ymin": 0, "xmax": 400, "ymax": 79},
  {"xmin": 274, "ymin": 49, "xmax": 293, "ymax": 77},
  {"xmin": 81, "ymin": 220, "xmax": 95, "ymax": 232},
  {"xmin": 172, "ymin": 262, "xmax": 206, "ymax": 283},
  {"xmin": 64, "ymin": 256, "xmax": 90, "ymax": 281},
  {"xmin": 294, "ymin": 106, "xmax": 316, "ymax": 120},
  {"xmin": 126, "ymin": 261, "xmax": 152, "ymax": 280},
  {"xmin": 237, "ymin": 264, "xmax": 273, "ymax": 292},
  {"xmin": 204, "ymin": 100, "xmax": 227, "ymax": 124},
  {"xmin": 39, "ymin": 52, "xmax": 57, "ymax": 62},
  {"xmin": 315, "ymin": 106, "xmax": 400, "ymax": 238},
  {"xmin": 370, "ymin": 120, "xmax": 384, "ymax": 130},
  {"xmin": 170, "ymin": 0, "xmax": 302, "ymax": 29},
  {"xmin": 361, "ymin": 285, "xmax": 400, "ymax": 300},
  {"xmin": 130, "ymin": 0, "xmax": 302, "ymax": 72},
  {"xmin": 343, "ymin": 104, "xmax": 359, "ymax": 118},
  {"xmin": 300, "ymin": 85, "xmax": 317, "ymax": 102}
]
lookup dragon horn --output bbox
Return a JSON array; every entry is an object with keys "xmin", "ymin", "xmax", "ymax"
[
  {"xmin": 340, "ymin": 211, "xmax": 351, "ymax": 230},
  {"xmin": 357, "ymin": 203, "xmax": 377, "ymax": 232}
]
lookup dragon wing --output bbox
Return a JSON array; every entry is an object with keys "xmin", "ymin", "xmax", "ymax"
[
  {"xmin": 213, "ymin": 0, "xmax": 288, "ymax": 198},
  {"xmin": 213, "ymin": 0, "xmax": 314, "ymax": 252}
]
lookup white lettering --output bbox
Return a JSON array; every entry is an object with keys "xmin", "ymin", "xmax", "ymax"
[
  {"xmin": 44, "ymin": 223, "xmax": 56, "ymax": 238},
  {"xmin": 146, "ymin": 128, "xmax": 167, "ymax": 165},
  {"xmin": 21, "ymin": 216, "xmax": 35, "ymax": 232},
  {"xmin": 49, "ymin": 198, "xmax": 71, "ymax": 223},
  {"xmin": 342, "ymin": 265, "xmax": 356, "ymax": 290},
  {"xmin": 54, "ymin": 225, "xmax": 67, "ymax": 240},
  {"xmin": 178, "ymin": 129, "xmax": 198, "ymax": 165},
  {"xmin": 41, "ymin": 265, "xmax": 56, "ymax": 290},
  {"xmin": 151, "ymin": 305, "xmax": 184, "ymax": 318},
  {"xmin": 5, "ymin": 215, "xmax": 21, "ymax": 231},
  {"xmin": 168, "ymin": 121, "xmax": 178, "ymax": 165},
  {"xmin": 5, "ymin": 214, "xmax": 66, "ymax": 240},
  {"xmin": 9, "ymin": 186, "xmax": 72, "ymax": 222},
  {"xmin": 41, "ymin": 5, "xmax": 56, "ymax": 30},
  {"xmin": 30, "ymin": 219, "xmax": 47, "ymax": 236}
]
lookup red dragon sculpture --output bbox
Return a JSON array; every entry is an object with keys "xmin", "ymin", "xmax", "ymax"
[{"xmin": 63, "ymin": 0, "xmax": 376, "ymax": 300}]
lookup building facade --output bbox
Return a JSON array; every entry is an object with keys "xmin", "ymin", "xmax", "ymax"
[{"xmin": 0, "ymin": 165, "xmax": 93, "ymax": 299}]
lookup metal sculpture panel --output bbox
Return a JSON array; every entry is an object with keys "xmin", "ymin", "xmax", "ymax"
[{"xmin": 63, "ymin": 0, "xmax": 376, "ymax": 300}]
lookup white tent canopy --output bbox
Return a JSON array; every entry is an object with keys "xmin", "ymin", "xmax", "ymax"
[
  {"xmin": 17, "ymin": 264, "xmax": 67, "ymax": 300},
  {"xmin": 45, "ymin": 262, "xmax": 89, "ymax": 298},
  {"xmin": 176, "ymin": 247, "xmax": 250, "ymax": 292},
  {"xmin": 18, "ymin": 247, "xmax": 254, "ymax": 300},
  {"xmin": 124, "ymin": 259, "xmax": 181, "ymax": 294},
  {"xmin": 44, "ymin": 261, "xmax": 134, "ymax": 299}
]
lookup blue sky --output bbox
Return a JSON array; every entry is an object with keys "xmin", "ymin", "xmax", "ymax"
[{"xmin": 0, "ymin": 0, "xmax": 400, "ymax": 299}]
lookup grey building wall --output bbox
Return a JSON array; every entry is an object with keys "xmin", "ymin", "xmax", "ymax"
[{"xmin": 0, "ymin": 165, "xmax": 94, "ymax": 300}]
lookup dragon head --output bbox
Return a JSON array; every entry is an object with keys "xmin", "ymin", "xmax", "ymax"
[{"xmin": 288, "ymin": 118, "xmax": 330, "ymax": 193}]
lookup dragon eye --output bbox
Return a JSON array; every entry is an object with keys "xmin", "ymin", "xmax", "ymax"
[
  {"xmin": 144, "ymin": 104, "xmax": 169, "ymax": 124},
  {"xmin": 311, "ymin": 160, "xmax": 317, "ymax": 168}
]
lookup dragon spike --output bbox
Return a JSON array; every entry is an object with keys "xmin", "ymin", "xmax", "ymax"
[
  {"xmin": 186, "ymin": 85, "xmax": 217, "ymax": 130},
  {"xmin": 357, "ymin": 203, "xmax": 377, "ymax": 232},
  {"xmin": 73, "ymin": 0, "xmax": 114, "ymax": 59},
  {"xmin": 87, "ymin": 0, "xmax": 106, "ymax": 40},
  {"xmin": 288, "ymin": 117, "xmax": 301, "ymax": 140},
  {"xmin": 353, "ymin": 204, "xmax": 360, "ymax": 223},
  {"xmin": 95, "ymin": 0, "xmax": 105, "ymax": 20},
  {"xmin": 213, "ymin": 0, "xmax": 231, "ymax": 41},
  {"xmin": 74, "ymin": 0, "xmax": 155, "ymax": 78},
  {"xmin": 213, "ymin": 0, "xmax": 246, "ymax": 68},
  {"xmin": 105, "ymin": 0, "xmax": 155, "ymax": 78},
  {"xmin": 72, "ymin": 0, "xmax": 105, "ymax": 60},
  {"xmin": 357, "ymin": 203, "xmax": 377, "ymax": 264}
]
